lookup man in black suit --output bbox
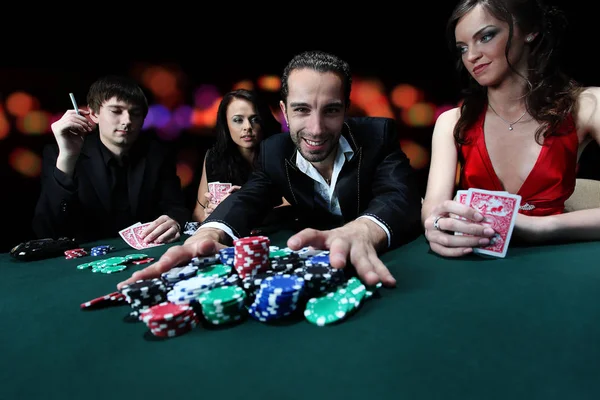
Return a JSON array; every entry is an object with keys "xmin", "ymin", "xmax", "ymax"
[
  {"xmin": 33, "ymin": 75, "xmax": 190, "ymax": 245},
  {"xmin": 119, "ymin": 50, "xmax": 421, "ymax": 289}
]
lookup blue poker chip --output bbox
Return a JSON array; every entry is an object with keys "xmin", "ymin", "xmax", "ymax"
[
  {"xmin": 308, "ymin": 253, "xmax": 330, "ymax": 264},
  {"xmin": 259, "ymin": 274, "xmax": 305, "ymax": 294}
]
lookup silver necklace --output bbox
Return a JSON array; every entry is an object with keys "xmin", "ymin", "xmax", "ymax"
[{"xmin": 488, "ymin": 103, "xmax": 527, "ymax": 131}]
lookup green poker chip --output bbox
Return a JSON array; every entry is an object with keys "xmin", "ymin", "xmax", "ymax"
[
  {"xmin": 125, "ymin": 254, "xmax": 149, "ymax": 261},
  {"xmin": 196, "ymin": 264, "xmax": 232, "ymax": 279},
  {"xmin": 102, "ymin": 264, "xmax": 128, "ymax": 274},
  {"xmin": 197, "ymin": 286, "xmax": 246, "ymax": 307},
  {"xmin": 269, "ymin": 250, "xmax": 291, "ymax": 258},
  {"xmin": 304, "ymin": 292, "xmax": 351, "ymax": 326}
]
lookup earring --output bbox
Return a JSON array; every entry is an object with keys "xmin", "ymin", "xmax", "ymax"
[{"xmin": 526, "ymin": 35, "xmax": 533, "ymax": 42}]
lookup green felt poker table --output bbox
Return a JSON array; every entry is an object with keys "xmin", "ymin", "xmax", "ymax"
[{"xmin": 1, "ymin": 232, "xmax": 599, "ymax": 400}]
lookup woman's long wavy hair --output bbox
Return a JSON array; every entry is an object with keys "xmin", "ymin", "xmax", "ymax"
[
  {"xmin": 207, "ymin": 89, "xmax": 281, "ymax": 184},
  {"xmin": 446, "ymin": 0, "xmax": 581, "ymax": 145}
]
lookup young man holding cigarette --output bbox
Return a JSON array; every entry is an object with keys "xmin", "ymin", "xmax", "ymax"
[{"xmin": 33, "ymin": 75, "xmax": 190, "ymax": 244}]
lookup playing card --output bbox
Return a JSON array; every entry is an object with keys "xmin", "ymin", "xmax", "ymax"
[
  {"xmin": 467, "ymin": 189, "xmax": 521, "ymax": 258},
  {"xmin": 455, "ymin": 189, "xmax": 469, "ymax": 205},
  {"xmin": 452, "ymin": 190, "xmax": 471, "ymax": 235},
  {"xmin": 208, "ymin": 181, "xmax": 219, "ymax": 199},
  {"xmin": 119, "ymin": 222, "xmax": 142, "ymax": 249},
  {"xmin": 208, "ymin": 181, "xmax": 232, "ymax": 204},
  {"xmin": 131, "ymin": 223, "xmax": 165, "ymax": 249}
]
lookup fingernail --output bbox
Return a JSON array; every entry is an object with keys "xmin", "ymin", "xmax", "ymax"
[
  {"xmin": 483, "ymin": 228, "xmax": 495, "ymax": 236},
  {"xmin": 474, "ymin": 212, "xmax": 484, "ymax": 221},
  {"xmin": 367, "ymin": 271, "xmax": 379, "ymax": 282},
  {"xmin": 479, "ymin": 238, "xmax": 490, "ymax": 245},
  {"xmin": 289, "ymin": 238, "xmax": 300, "ymax": 247},
  {"xmin": 332, "ymin": 253, "xmax": 345, "ymax": 263},
  {"xmin": 463, "ymin": 248, "xmax": 473, "ymax": 254}
]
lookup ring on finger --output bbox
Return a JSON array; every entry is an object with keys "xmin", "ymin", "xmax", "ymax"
[{"xmin": 433, "ymin": 215, "xmax": 444, "ymax": 231}]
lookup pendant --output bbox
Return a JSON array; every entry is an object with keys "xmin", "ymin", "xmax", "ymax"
[{"xmin": 509, "ymin": 125, "xmax": 513, "ymax": 131}]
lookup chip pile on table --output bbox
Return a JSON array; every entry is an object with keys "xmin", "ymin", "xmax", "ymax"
[
  {"xmin": 304, "ymin": 277, "xmax": 380, "ymax": 326},
  {"xmin": 84, "ymin": 235, "xmax": 382, "ymax": 339},
  {"xmin": 77, "ymin": 253, "xmax": 151, "ymax": 274},
  {"xmin": 65, "ymin": 248, "xmax": 88, "ymax": 259},
  {"xmin": 90, "ymin": 245, "xmax": 114, "ymax": 256}
]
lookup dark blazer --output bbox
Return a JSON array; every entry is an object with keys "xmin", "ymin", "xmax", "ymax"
[
  {"xmin": 205, "ymin": 116, "xmax": 422, "ymax": 249},
  {"xmin": 32, "ymin": 132, "xmax": 190, "ymax": 242}
]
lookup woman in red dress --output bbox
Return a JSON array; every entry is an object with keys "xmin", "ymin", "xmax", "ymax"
[{"xmin": 422, "ymin": 0, "xmax": 600, "ymax": 257}]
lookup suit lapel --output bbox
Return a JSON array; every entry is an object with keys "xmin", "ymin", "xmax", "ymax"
[
  {"xmin": 336, "ymin": 121, "xmax": 362, "ymax": 221},
  {"xmin": 81, "ymin": 134, "xmax": 111, "ymax": 212},
  {"xmin": 336, "ymin": 146, "xmax": 362, "ymax": 221}
]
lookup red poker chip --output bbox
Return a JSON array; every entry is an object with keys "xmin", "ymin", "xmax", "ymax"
[
  {"xmin": 65, "ymin": 248, "xmax": 88, "ymax": 259},
  {"xmin": 234, "ymin": 236, "xmax": 270, "ymax": 246},
  {"xmin": 132, "ymin": 257, "xmax": 155, "ymax": 265},
  {"xmin": 149, "ymin": 320, "xmax": 198, "ymax": 337},
  {"xmin": 80, "ymin": 291, "xmax": 126, "ymax": 310},
  {"xmin": 148, "ymin": 313, "xmax": 198, "ymax": 329},
  {"xmin": 139, "ymin": 302, "xmax": 192, "ymax": 324}
]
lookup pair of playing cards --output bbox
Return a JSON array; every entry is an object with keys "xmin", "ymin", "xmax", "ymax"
[
  {"xmin": 208, "ymin": 182, "xmax": 232, "ymax": 205},
  {"xmin": 118, "ymin": 222, "xmax": 164, "ymax": 250},
  {"xmin": 454, "ymin": 188, "xmax": 521, "ymax": 258}
]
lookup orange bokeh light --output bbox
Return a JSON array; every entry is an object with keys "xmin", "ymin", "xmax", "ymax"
[
  {"xmin": 390, "ymin": 84, "xmax": 423, "ymax": 109},
  {"xmin": 9, "ymin": 147, "xmax": 42, "ymax": 178},
  {"xmin": 177, "ymin": 162, "xmax": 194, "ymax": 188},
  {"xmin": 257, "ymin": 75, "xmax": 281, "ymax": 92},
  {"xmin": 0, "ymin": 107, "xmax": 9, "ymax": 140},
  {"xmin": 232, "ymin": 80, "xmax": 254, "ymax": 90},
  {"xmin": 6, "ymin": 92, "xmax": 38, "ymax": 118},
  {"xmin": 400, "ymin": 139, "xmax": 430, "ymax": 170}
]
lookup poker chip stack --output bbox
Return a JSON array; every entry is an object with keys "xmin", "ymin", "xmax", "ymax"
[
  {"xmin": 241, "ymin": 271, "xmax": 276, "ymax": 303},
  {"xmin": 293, "ymin": 263, "xmax": 345, "ymax": 298},
  {"xmin": 90, "ymin": 245, "xmax": 113, "ymax": 257},
  {"xmin": 269, "ymin": 252, "xmax": 304, "ymax": 273},
  {"xmin": 160, "ymin": 263, "xmax": 199, "ymax": 286},
  {"xmin": 166, "ymin": 274, "xmax": 228, "ymax": 304},
  {"xmin": 64, "ymin": 248, "xmax": 88, "ymax": 259},
  {"xmin": 218, "ymin": 247, "xmax": 235, "ymax": 267},
  {"xmin": 233, "ymin": 236, "xmax": 271, "ymax": 279},
  {"xmin": 119, "ymin": 278, "xmax": 169, "ymax": 320},
  {"xmin": 218, "ymin": 273, "xmax": 243, "ymax": 288},
  {"xmin": 139, "ymin": 302, "xmax": 200, "ymax": 338},
  {"xmin": 197, "ymin": 285, "xmax": 247, "ymax": 325},
  {"xmin": 247, "ymin": 274, "xmax": 305, "ymax": 322}
]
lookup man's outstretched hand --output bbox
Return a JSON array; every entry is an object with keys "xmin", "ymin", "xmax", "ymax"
[
  {"xmin": 116, "ymin": 228, "xmax": 227, "ymax": 290},
  {"xmin": 286, "ymin": 219, "xmax": 395, "ymax": 288}
]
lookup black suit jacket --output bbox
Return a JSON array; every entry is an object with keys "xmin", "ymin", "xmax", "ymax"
[
  {"xmin": 32, "ymin": 132, "xmax": 190, "ymax": 242},
  {"xmin": 204, "ymin": 116, "xmax": 422, "ymax": 249}
]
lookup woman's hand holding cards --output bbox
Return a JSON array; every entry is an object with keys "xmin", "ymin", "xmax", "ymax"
[{"xmin": 424, "ymin": 199, "xmax": 496, "ymax": 257}]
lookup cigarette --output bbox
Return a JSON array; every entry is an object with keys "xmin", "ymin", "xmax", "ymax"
[{"xmin": 69, "ymin": 93, "xmax": 80, "ymax": 115}]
